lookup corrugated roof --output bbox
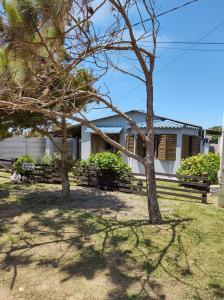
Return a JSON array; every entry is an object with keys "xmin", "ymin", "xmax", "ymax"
[
  {"xmin": 85, "ymin": 126, "xmax": 123, "ymax": 134},
  {"xmin": 137, "ymin": 120, "xmax": 199, "ymax": 130}
]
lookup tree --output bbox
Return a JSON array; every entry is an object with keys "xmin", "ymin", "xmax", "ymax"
[
  {"xmin": 0, "ymin": 110, "xmax": 48, "ymax": 139},
  {"xmin": 0, "ymin": 0, "xmax": 164, "ymax": 223},
  {"xmin": 0, "ymin": 0, "xmax": 95, "ymax": 200},
  {"xmin": 208, "ymin": 126, "xmax": 222, "ymax": 144}
]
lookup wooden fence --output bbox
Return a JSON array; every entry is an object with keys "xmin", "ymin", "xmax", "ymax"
[
  {"xmin": 0, "ymin": 160, "xmax": 61, "ymax": 183},
  {"xmin": 73, "ymin": 167, "xmax": 210, "ymax": 203},
  {"xmin": 0, "ymin": 159, "xmax": 14, "ymax": 174},
  {"xmin": 0, "ymin": 161, "xmax": 210, "ymax": 203},
  {"xmin": 29, "ymin": 164, "xmax": 61, "ymax": 184}
]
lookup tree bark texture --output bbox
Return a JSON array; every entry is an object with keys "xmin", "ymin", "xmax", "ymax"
[
  {"xmin": 61, "ymin": 117, "xmax": 70, "ymax": 201},
  {"xmin": 145, "ymin": 76, "xmax": 163, "ymax": 224}
]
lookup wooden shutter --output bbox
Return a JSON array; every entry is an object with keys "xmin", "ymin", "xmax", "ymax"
[
  {"xmin": 181, "ymin": 135, "xmax": 200, "ymax": 158},
  {"xmin": 157, "ymin": 134, "xmax": 177, "ymax": 161},
  {"xmin": 166, "ymin": 135, "xmax": 177, "ymax": 160},
  {"xmin": 125, "ymin": 134, "xmax": 134, "ymax": 153},
  {"xmin": 191, "ymin": 136, "xmax": 200, "ymax": 156},
  {"xmin": 181, "ymin": 135, "xmax": 190, "ymax": 159},
  {"xmin": 91, "ymin": 135, "xmax": 105, "ymax": 154},
  {"xmin": 157, "ymin": 135, "xmax": 167, "ymax": 160},
  {"xmin": 136, "ymin": 135, "xmax": 143, "ymax": 157}
]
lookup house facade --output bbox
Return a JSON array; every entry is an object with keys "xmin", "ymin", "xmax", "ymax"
[{"xmin": 48, "ymin": 110, "xmax": 205, "ymax": 174}]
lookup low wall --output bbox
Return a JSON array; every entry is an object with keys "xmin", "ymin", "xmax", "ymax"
[{"xmin": 0, "ymin": 137, "xmax": 46, "ymax": 160}]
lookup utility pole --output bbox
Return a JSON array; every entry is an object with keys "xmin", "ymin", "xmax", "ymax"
[{"xmin": 218, "ymin": 113, "xmax": 224, "ymax": 207}]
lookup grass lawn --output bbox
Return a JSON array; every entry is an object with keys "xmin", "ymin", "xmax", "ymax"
[{"xmin": 0, "ymin": 173, "xmax": 224, "ymax": 300}]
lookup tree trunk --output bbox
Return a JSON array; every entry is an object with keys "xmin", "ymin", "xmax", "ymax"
[
  {"xmin": 145, "ymin": 75, "xmax": 163, "ymax": 224},
  {"xmin": 61, "ymin": 117, "xmax": 70, "ymax": 201},
  {"xmin": 145, "ymin": 162, "xmax": 162, "ymax": 224}
]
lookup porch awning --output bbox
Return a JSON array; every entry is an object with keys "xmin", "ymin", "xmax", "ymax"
[{"xmin": 85, "ymin": 126, "xmax": 123, "ymax": 134}]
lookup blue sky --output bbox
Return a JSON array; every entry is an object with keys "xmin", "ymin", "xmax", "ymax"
[{"xmin": 86, "ymin": 0, "xmax": 224, "ymax": 129}]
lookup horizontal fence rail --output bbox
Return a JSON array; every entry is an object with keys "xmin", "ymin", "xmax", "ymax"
[
  {"xmin": 0, "ymin": 162, "xmax": 210, "ymax": 203},
  {"xmin": 0, "ymin": 159, "xmax": 14, "ymax": 173},
  {"xmin": 73, "ymin": 167, "xmax": 210, "ymax": 203},
  {"xmin": 0, "ymin": 160, "xmax": 61, "ymax": 183}
]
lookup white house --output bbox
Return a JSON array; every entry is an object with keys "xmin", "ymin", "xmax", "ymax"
[{"xmin": 49, "ymin": 110, "xmax": 205, "ymax": 174}]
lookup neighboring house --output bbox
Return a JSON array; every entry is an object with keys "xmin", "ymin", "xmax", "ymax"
[
  {"xmin": 49, "ymin": 110, "xmax": 206, "ymax": 174},
  {"xmin": 204, "ymin": 128, "xmax": 222, "ymax": 154}
]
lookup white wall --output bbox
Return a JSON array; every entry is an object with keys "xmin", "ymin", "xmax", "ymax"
[
  {"xmin": 130, "ymin": 127, "xmax": 200, "ymax": 174},
  {"xmin": 80, "ymin": 111, "xmax": 200, "ymax": 174},
  {"xmin": 81, "ymin": 111, "xmax": 146, "ymax": 160},
  {"xmin": 0, "ymin": 137, "xmax": 46, "ymax": 160}
]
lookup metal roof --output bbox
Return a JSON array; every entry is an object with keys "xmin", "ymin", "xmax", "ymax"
[
  {"xmin": 88, "ymin": 109, "xmax": 146, "ymax": 122},
  {"xmin": 137, "ymin": 120, "xmax": 200, "ymax": 130},
  {"xmin": 61, "ymin": 111, "xmax": 201, "ymax": 133},
  {"xmin": 85, "ymin": 126, "xmax": 123, "ymax": 134}
]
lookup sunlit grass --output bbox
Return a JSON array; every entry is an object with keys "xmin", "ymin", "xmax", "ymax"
[{"xmin": 0, "ymin": 174, "xmax": 224, "ymax": 299}]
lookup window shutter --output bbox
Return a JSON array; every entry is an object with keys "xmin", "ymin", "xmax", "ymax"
[
  {"xmin": 181, "ymin": 135, "xmax": 200, "ymax": 158},
  {"xmin": 136, "ymin": 135, "xmax": 143, "ymax": 156},
  {"xmin": 157, "ymin": 134, "xmax": 177, "ymax": 161},
  {"xmin": 91, "ymin": 135, "xmax": 105, "ymax": 154},
  {"xmin": 125, "ymin": 134, "xmax": 134, "ymax": 153},
  {"xmin": 157, "ymin": 135, "xmax": 167, "ymax": 160},
  {"xmin": 191, "ymin": 136, "xmax": 200, "ymax": 156},
  {"xmin": 166, "ymin": 135, "xmax": 177, "ymax": 161},
  {"xmin": 181, "ymin": 135, "xmax": 189, "ymax": 159}
]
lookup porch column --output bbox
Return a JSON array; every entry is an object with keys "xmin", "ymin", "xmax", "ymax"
[{"xmin": 174, "ymin": 131, "xmax": 182, "ymax": 172}]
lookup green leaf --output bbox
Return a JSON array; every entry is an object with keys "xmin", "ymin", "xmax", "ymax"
[{"xmin": 3, "ymin": 0, "xmax": 23, "ymax": 26}]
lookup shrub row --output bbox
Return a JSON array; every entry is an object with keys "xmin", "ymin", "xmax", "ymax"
[{"xmin": 13, "ymin": 152, "xmax": 220, "ymax": 184}]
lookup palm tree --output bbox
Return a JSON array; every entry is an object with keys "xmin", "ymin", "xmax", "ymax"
[{"xmin": 0, "ymin": 0, "xmax": 94, "ymax": 200}]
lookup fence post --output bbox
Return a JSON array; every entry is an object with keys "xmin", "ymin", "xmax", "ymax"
[
  {"xmin": 137, "ymin": 180, "xmax": 143, "ymax": 193},
  {"xmin": 202, "ymin": 192, "xmax": 207, "ymax": 204},
  {"xmin": 202, "ymin": 175, "xmax": 209, "ymax": 204}
]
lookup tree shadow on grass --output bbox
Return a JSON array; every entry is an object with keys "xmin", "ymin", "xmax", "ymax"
[
  {"xmin": 0, "ymin": 187, "xmax": 129, "ymax": 219},
  {"xmin": 1, "ymin": 215, "xmax": 195, "ymax": 298},
  {"xmin": 0, "ymin": 185, "xmax": 203, "ymax": 299},
  {"xmin": 208, "ymin": 283, "xmax": 224, "ymax": 299}
]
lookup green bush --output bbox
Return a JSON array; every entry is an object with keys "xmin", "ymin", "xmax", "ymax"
[
  {"xmin": 40, "ymin": 153, "xmax": 60, "ymax": 165},
  {"xmin": 14, "ymin": 155, "xmax": 36, "ymax": 175},
  {"xmin": 177, "ymin": 153, "xmax": 220, "ymax": 183},
  {"xmin": 87, "ymin": 152, "xmax": 130, "ymax": 175},
  {"xmin": 75, "ymin": 152, "xmax": 130, "ymax": 190}
]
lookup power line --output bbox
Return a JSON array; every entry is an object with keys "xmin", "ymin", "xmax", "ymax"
[
  {"xmin": 89, "ymin": 0, "xmax": 202, "ymax": 107},
  {"xmin": 131, "ymin": 0, "xmax": 201, "ymax": 29},
  {"xmin": 156, "ymin": 20, "xmax": 224, "ymax": 74},
  {"xmin": 114, "ymin": 18, "xmax": 224, "ymax": 103},
  {"xmin": 102, "ymin": 1, "xmax": 202, "ymax": 103},
  {"xmin": 98, "ymin": 0, "xmax": 201, "ymax": 41},
  {"xmin": 157, "ymin": 46, "xmax": 224, "ymax": 52},
  {"xmin": 156, "ymin": 41, "xmax": 224, "ymax": 45}
]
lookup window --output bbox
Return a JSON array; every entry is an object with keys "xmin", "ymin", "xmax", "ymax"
[
  {"xmin": 135, "ymin": 134, "xmax": 176, "ymax": 160},
  {"xmin": 125, "ymin": 134, "xmax": 134, "ymax": 153},
  {"xmin": 181, "ymin": 135, "xmax": 200, "ymax": 159},
  {"xmin": 91, "ymin": 134, "xmax": 120, "ymax": 154},
  {"xmin": 156, "ymin": 134, "xmax": 177, "ymax": 161},
  {"xmin": 135, "ymin": 134, "xmax": 146, "ymax": 157}
]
